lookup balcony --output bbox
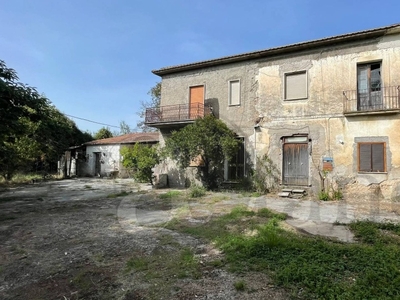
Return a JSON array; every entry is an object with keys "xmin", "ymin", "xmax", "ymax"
[
  {"xmin": 343, "ymin": 86, "xmax": 400, "ymax": 116},
  {"xmin": 145, "ymin": 103, "xmax": 212, "ymax": 128}
]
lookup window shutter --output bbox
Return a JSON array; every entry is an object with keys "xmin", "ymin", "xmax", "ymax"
[
  {"xmin": 359, "ymin": 144, "xmax": 371, "ymax": 172},
  {"xmin": 285, "ymin": 72, "xmax": 307, "ymax": 100},
  {"xmin": 372, "ymin": 143, "xmax": 385, "ymax": 172},
  {"xmin": 229, "ymin": 80, "xmax": 240, "ymax": 105}
]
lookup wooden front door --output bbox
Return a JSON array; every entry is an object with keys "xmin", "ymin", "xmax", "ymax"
[
  {"xmin": 282, "ymin": 138, "xmax": 309, "ymax": 186},
  {"xmin": 189, "ymin": 86, "xmax": 204, "ymax": 119}
]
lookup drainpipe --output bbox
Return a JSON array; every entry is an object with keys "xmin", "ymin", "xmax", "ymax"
[{"xmin": 254, "ymin": 124, "xmax": 260, "ymax": 169}]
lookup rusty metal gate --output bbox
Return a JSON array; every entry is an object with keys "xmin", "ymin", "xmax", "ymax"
[{"xmin": 282, "ymin": 139, "xmax": 309, "ymax": 186}]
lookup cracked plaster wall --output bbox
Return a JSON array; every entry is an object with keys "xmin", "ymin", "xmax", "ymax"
[{"xmin": 159, "ymin": 33, "xmax": 400, "ymax": 199}]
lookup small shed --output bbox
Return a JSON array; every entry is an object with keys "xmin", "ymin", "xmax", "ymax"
[{"xmin": 62, "ymin": 132, "xmax": 159, "ymax": 178}]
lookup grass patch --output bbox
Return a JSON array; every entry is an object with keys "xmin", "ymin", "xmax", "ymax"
[
  {"xmin": 256, "ymin": 208, "xmax": 286, "ymax": 220},
  {"xmin": 167, "ymin": 207, "xmax": 400, "ymax": 299},
  {"xmin": 71, "ymin": 270, "xmax": 97, "ymax": 291},
  {"xmin": 241, "ymin": 191, "xmax": 262, "ymax": 197},
  {"xmin": 159, "ymin": 190, "xmax": 183, "ymax": 199},
  {"xmin": 106, "ymin": 191, "xmax": 130, "ymax": 198},
  {"xmin": 234, "ymin": 280, "xmax": 246, "ymax": 291},
  {"xmin": 124, "ymin": 246, "xmax": 201, "ymax": 297},
  {"xmin": 0, "ymin": 172, "xmax": 58, "ymax": 185}
]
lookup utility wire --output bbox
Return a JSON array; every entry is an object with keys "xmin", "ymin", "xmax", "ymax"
[{"xmin": 64, "ymin": 114, "xmax": 120, "ymax": 129}]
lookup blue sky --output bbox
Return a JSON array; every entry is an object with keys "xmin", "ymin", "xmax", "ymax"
[{"xmin": 2, "ymin": 0, "xmax": 400, "ymax": 134}]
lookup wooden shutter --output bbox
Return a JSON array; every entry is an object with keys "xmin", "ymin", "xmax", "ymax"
[
  {"xmin": 285, "ymin": 72, "xmax": 307, "ymax": 100},
  {"xmin": 229, "ymin": 80, "xmax": 240, "ymax": 105},
  {"xmin": 358, "ymin": 143, "xmax": 385, "ymax": 172},
  {"xmin": 359, "ymin": 144, "xmax": 372, "ymax": 172},
  {"xmin": 372, "ymin": 143, "xmax": 384, "ymax": 172}
]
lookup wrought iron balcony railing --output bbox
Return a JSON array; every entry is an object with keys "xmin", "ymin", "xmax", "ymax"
[
  {"xmin": 343, "ymin": 86, "xmax": 400, "ymax": 114},
  {"xmin": 145, "ymin": 103, "xmax": 211, "ymax": 125}
]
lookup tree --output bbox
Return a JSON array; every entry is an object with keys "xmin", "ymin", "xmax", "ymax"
[
  {"xmin": 0, "ymin": 60, "xmax": 46, "ymax": 140},
  {"xmin": 137, "ymin": 82, "xmax": 161, "ymax": 132},
  {"xmin": 164, "ymin": 115, "xmax": 240, "ymax": 190},
  {"xmin": 121, "ymin": 143, "xmax": 159, "ymax": 184},
  {"xmin": 119, "ymin": 120, "xmax": 132, "ymax": 135},
  {"xmin": 94, "ymin": 127, "xmax": 113, "ymax": 140},
  {"xmin": 0, "ymin": 60, "xmax": 93, "ymax": 179}
]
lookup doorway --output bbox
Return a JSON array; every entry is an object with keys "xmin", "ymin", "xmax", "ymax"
[
  {"xmin": 189, "ymin": 85, "xmax": 204, "ymax": 119},
  {"xmin": 94, "ymin": 152, "xmax": 101, "ymax": 176},
  {"xmin": 282, "ymin": 136, "xmax": 309, "ymax": 186}
]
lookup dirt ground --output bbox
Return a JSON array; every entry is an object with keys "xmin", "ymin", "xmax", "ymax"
[{"xmin": 0, "ymin": 179, "xmax": 290, "ymax": 300}]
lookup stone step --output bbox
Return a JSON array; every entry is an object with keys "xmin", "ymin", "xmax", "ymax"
[
  {"xmin": 278, "ymin": 192, "xmax": 291, "ymax": 197},
  {"xmin": 292, "ymin": 189, "xmax": 306, "ymax": 194}
]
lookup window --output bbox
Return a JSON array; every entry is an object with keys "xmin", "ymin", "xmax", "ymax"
[
  {"xmin": 357, "ymin": 62, "xmax": 382, "ymax": 110},
  {"xmin": 229, "ymin": 80, "xmax": 240, "ymax": 106},
  {"xmin": 224, "ymin": 138, "xmax": 245, "ymax": 181},
  {"xmin": 358, "ymin": 142, "xmax": 385, "ymax": 172},
  {"xmin": 284, "ymin": 71, "xmax": 307, "ymax": 100}
]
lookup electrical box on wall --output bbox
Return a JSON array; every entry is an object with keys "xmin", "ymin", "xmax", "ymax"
[{"xmin": 322, "ymin": 157, "xmax": 333, "ymax": 171}]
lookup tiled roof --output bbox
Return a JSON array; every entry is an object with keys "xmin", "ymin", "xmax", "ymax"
[
  {"xmin": 85, "ymin": 132, "xmax": 159, "ymax": 145},
  {"xmin": 152, "ymin": 23, "xmax": 400, "ymax": 76}
]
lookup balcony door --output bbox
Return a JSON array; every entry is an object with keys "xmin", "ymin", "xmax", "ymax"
[
  {"xmin": 357, "ymin": 62, "xmax": 382, "ymax": 111},
  {"xmin": 189, "ymin": 85, "xmax": 204, "ymax": 119}
]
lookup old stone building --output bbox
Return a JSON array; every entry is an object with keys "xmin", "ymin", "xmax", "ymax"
[{"xmin": 147, "ymin": 24, "xmax": 400, "ymax": 201}]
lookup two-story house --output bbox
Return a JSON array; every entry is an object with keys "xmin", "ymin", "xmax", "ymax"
[{"xmin": 146, "ymin": 24, "xmax": 400, "ymax": 201}]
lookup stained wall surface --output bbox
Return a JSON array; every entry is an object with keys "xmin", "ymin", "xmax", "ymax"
[{"xmin": 157, "ymin": 31, "xmax": 400, "ymax": 200}]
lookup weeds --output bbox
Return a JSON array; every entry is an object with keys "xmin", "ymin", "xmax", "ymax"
[
  {"xmin": 159, "ymin": 190, "xmax": 183, "ymax": 199},
  {"xmin": 124, "ymin": 246, "xmax": 201, "ymax": 297},
  {"xmin": 240, "ymin": 191, "xmax": 262, "ymax": 198},
  {"xmin": 167, "ymin": 206, "xmax": 400, "ymax": 299},
  {"xmin": 189, "ymin": 185, "xmax": 206, "ymax": 198},
  {"xmin": 319, "ymin": 188, "xmax": 343, "ymax": 201},
  {"xmin": 0, "ymin": 173, "xmax": 47, "ymax": 185},
  {"xmin": 318, "ymin": 191, "xmax": 330, "ymax": 201},
  {"xmin": 234, "ymin": 280, "xmax": 246, "ymax": 291}
]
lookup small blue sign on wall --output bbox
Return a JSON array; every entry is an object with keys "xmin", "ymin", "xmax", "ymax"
[{"xmin": 323, "ymin": 157, "xmax": 333, "ymax": 171}]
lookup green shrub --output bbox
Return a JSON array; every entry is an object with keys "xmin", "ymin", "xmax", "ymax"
[{"xmin": 121, "ymin": 144, "xmax": 159, "ymax": 184}]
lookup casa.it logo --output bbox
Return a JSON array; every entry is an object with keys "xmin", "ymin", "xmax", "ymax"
[{"xmin": 116, "ymin": 184, "xmax": 400, "ymax": 233}]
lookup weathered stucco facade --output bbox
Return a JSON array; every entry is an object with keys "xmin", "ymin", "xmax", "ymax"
[{"xmin": 149, "ymin": 24, "xmax": 400, "ymax": 201}]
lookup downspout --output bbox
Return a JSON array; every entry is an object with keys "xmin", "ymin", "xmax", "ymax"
[{"xmin": 254, "ymin": 127, "xmax": 257, "ymax": 169}]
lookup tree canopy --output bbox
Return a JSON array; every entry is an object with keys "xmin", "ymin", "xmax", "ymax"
[
  {"xmin": 93, "ymin": 127, "xmax": 113, "ymax": 140},
  {"xmin": 137, "ymin": 82, "xmax": 161, "ymax": 132},
  {"xmin": 0, "ymin": 60, "xmax": 92, "ymax": 179},
  {"xmin": 164, "ymin": 115, "xmax": 240, "ymax": 189},
  {"xmin": 119, "ymin": 121, "xmax": 132, "ymax": 135}
]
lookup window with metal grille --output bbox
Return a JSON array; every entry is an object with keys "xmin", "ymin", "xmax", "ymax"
[
  {"xmin": 358, "ymin": 142, "xmax": 385, "ymax": 172},
  {"xmin": 284, "ymin": 71, "xmax": 307, "ymax": 100}
]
